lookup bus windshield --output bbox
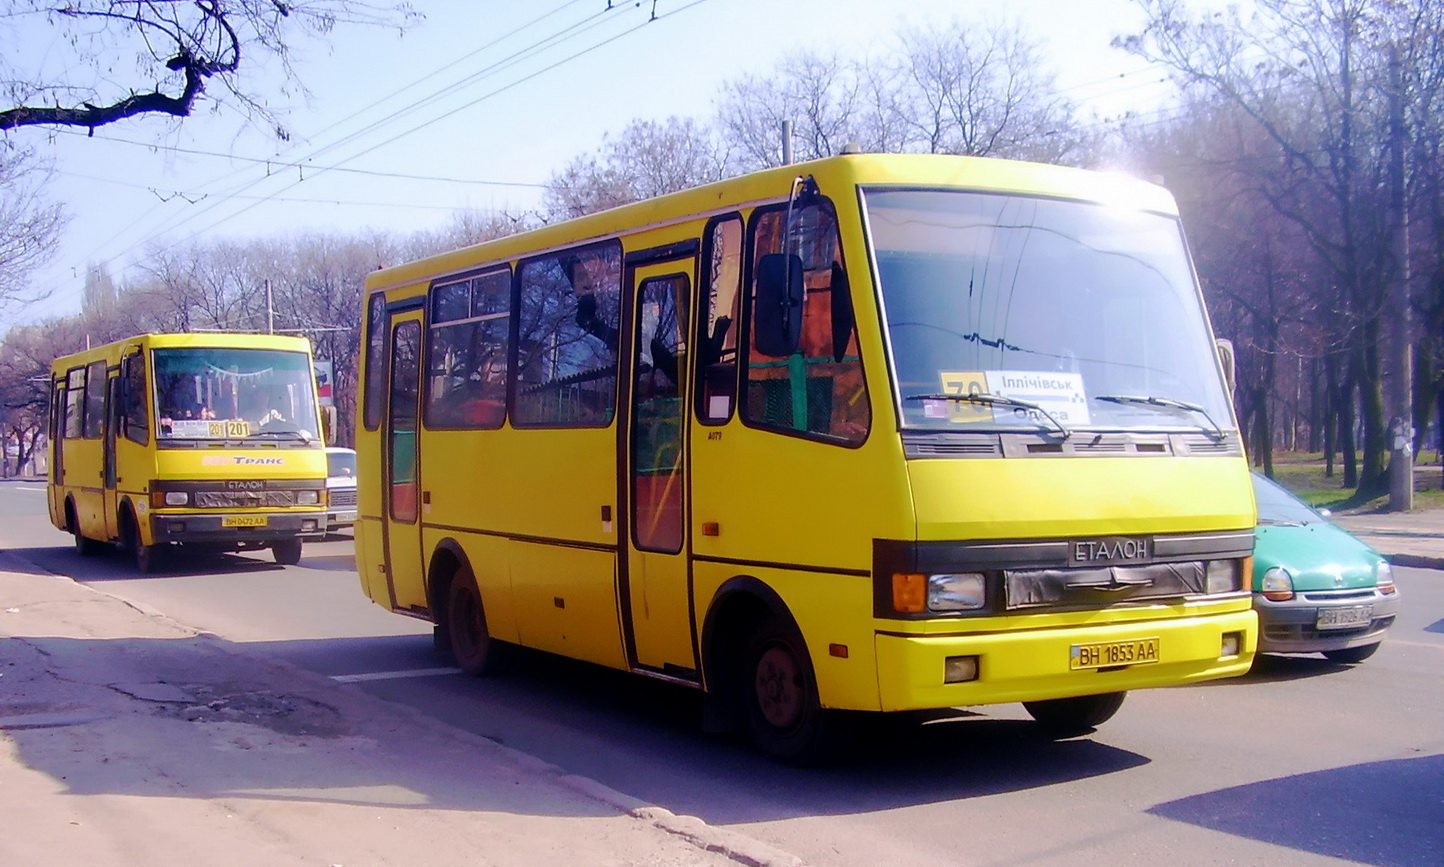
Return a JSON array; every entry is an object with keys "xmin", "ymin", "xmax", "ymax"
[
  {"xmin": 863, "ymin": 189, "xmax": 1233, "ymax": 434},
  {"xmin": 152, "ymin": 347, "xmax": 321, "ymax": 443}
]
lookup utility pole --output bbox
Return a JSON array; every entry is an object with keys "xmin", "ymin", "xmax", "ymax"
[
  {"xmin": 1387, "ymin": 44, "xmax": 1414, "ymax": 511},
  {"xmin": 781, "ymin": 120, "xmax": 794, "ymax": 166},
  {"xmin": 265, "ymin": 280, "xmax": 275, "ymax": 335}
]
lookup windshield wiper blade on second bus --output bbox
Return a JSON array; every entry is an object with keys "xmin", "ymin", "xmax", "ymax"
[
  {"xmin": 906, "ymin": 392, "xmax": 1070, "ymax": 438},
  {"xmin": 1094, "ymin": 394, "xmax": 1226, "ymax": 440}
]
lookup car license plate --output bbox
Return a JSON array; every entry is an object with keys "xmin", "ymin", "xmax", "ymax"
[
  {"xmin": 221, "ymin": 515, "xmax": 268, "ymax": 528},
  {"xmin": 1317, "ymin": 605, "xmax": 1373, "ymax": 630},
  {"xmin": 335, "ymin": 512, "xmax": 357, "ymax": 523},
  {"xmin": 1070, "ymin": 637, "xmax": 1160, "ymax": 670}
]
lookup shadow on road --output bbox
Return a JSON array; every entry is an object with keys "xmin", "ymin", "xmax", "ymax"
[{"xmin": 1150, "ymin": 753, "xmax": 1444, "ymax": 867}]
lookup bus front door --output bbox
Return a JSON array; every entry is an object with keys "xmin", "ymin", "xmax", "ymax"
[
  {"xmin": 380, "ymin": 310, "xmax": 428, "ymax": 613},
  {"xmin": 102, "ymin": 372, "xmax": 121, "ymax": 541},
  {"xmin": 623, "ymin": 264, "xmax": 696, "ymax": 674}
]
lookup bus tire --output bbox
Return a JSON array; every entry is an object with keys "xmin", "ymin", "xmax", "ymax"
[
  {"xmin": 272, "ymin": 538, "xmax": 303, "ymax": 566},
  {"xmin": 742, "ymin": 617, "xmax": 833, "ymax": 765},
  {"xmin": 121, "ymin": 510, "xmax": 158, "ymax": 574},
  {"xmin": 446, "ymin": 567, "xmax": 504, "ymax": 676},
  {"xmin": 68, "ymin": 503, "xmax": 102, "ymax": 557},
  {"xmin": 1023, "ymin": 691, "xmax": 1127, "ymax": 737}
]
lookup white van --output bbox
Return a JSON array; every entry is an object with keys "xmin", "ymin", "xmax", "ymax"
[{"xmin": 325, "ymin": 446, "xmax": 358, "ymax": 530}]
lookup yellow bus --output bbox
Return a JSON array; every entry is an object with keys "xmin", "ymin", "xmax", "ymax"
[
  {"xmin": 355, "ymin": 153, "xmax": 1257, "ymax": 762},
  {"xmin": 48, "ymin": 333, "xmax": 329, "ymax": 572}
]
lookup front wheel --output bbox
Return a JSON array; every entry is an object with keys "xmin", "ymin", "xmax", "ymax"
[
  {"xmin": 1023, "ymin": 691, "xmax": 1127, "ymax": 737},
  {"xmin": 741, "ymin": 618, "xmax": 835, "ymax": 765},
  {"xmin": 1322, "ymin": 642, "xmax": 1380, "ymax": 664},
  {"xmin": 271, "ymin": 538, "xmax": 303, "ymax": 565},
  {"xmin": 123, "ymin": 514, "xmax": 158, "ymax": 574}
]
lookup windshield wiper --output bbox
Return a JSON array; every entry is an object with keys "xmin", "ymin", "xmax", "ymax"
[
  {"xmin": 1094, "ymin": 394, "xmax": 1225, "ymax": 440},
  {"xmin": 251, "ymin": 430, "xmax": 313, "ymax": 442},
  {"xmin": 906, "ymin": 392, "xmax": 1070, "ymax": 438}
]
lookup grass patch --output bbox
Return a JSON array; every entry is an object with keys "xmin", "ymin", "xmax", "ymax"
[{"xmin": 1262, "ymin": 451, "xmax": 1444, "ymax": 513}]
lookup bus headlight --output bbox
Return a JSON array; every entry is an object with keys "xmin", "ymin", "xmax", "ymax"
[
  {"xmin": 927, "ymin": 573, "xmax": 987, "ymax": 612},
  {"xmin": 1206, "ymin": 560, "xmax": 1243, "ymax": 594},
  {"xmin": 296, "ymin": 490, "xmax": 320, "ymax": 505},
  {"xmin": 162, "ymin": 491, "xmax": 188, "ymax": 507}
]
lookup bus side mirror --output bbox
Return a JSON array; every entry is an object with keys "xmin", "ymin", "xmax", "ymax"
[
  {"xmin": 755, "ymin": 253, "xmax": 804, "ymax": 357},
  {"xmin": 1215, "ymin": 337, "xmax": 1236, "ymax": 395}
]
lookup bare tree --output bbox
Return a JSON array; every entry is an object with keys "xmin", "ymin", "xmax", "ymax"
[
  {"xmin": 1120, "ymin": 0, "xmax": 1408, "ymax": 496},
  {"xmin": 544, "ymin": 117, "xmax": 734, "ymax": 218},
  {"xmin": 0, "ymin": 0, "xmax": 416, "ymax": 134},
  {"xmin": 715, "ymin": 52, "xmax": 867, "ymax": 168},
  {"xmin": 889, "ymin": 18, "xmax": 1094, "ymax": 164},
  {"xmin": 0, "ymin": 145, "xmax": 66, "ymax": 312}
]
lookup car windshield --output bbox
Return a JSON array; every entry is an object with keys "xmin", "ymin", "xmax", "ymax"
[
  {"xmin": 152, "ymin": 347, "xmax": 321, "ymax": 444},
  {"xmin": 863, "ymin": 188, "xmax": 1235, "ymax": 433},
  {"xmin": 1251, "ymin": 473, "xmax": 1325, "ymax": 526},
  {"xmin": 327, "ymin": 450, "xmax": 356, "ymax": 478}
]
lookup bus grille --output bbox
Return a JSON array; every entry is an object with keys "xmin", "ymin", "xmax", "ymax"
[{"xmin": 193, "ymin": 490, "xmax": 298, "ymax": 508}]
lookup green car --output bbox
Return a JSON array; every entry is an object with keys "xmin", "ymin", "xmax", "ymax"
[{"xmin": 1251, "ymin": 473, "xmax": 1400, "ymax": 663}]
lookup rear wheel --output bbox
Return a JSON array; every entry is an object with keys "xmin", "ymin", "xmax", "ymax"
[
  {"xmin": 1322, "ymin": 642, "xmax": 1380, "ymax": 664},
  {"xmin": 271, "ymin": 538, "xmax": 303, "ymax": 565},
  {"xmin": 1023, "ymin": 692, "xmax": 1127, "ymax": 737},
  {"xmin": 741, "ymin": 617, "xmax": 834, "ymax": 765},
  {"xmin": 446, "ymin": 567, "xmax": 505, "ymax": 675},
  {"xmin": 68, "ymin": 505, "xmax": 102, "ymax": 557}
]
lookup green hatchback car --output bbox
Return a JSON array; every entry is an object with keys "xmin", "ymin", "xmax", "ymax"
[{"xmin": 1251, "ymin": 473, "xmax": 1400, "ymax": 663}]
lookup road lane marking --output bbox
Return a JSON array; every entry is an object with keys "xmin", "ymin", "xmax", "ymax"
[{"xmin": 331, "ymin": 667, "xmax": 462, "ymax": 683}]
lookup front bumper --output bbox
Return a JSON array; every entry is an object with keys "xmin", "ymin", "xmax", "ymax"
[
  {"xmin": 1254, "ymin": 588, "xmax": 1400, "ymax": 653},
  {"xmin": 873, "ymin": 608, "xmax": 1258, "ymax": 712},
  {"xmin": 149, "ymin": 511, "xmax": 328, "ymax": 546}
]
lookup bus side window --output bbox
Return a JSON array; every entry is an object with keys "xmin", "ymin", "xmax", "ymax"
[
  {"xmin": 696, "ymin": 215, "xmax": 743, "ymax": 424},
  {"xmin": 64, "ymin": 368, "xmax": 85, "ymax": 439},
  {"xmin": 743, "ymin": 202, "xmax": 869, "ymax": 444},
  {"xmin": 425, "ymin": 269, "xmax": 510, "ymax": 430},
  {"xmin": 513, "ymin": 241, "xmax": 621, "ymax": 428},
  {"xmin": 363, "ymin": 292, "xmax": 387, "ymax": 431},
  {"xmin": 122, "ymin": 353, "xmax": 150, "ymax": 445},
  {"xmin": 82, "ymin": 361, "xmax": 106, "ymax": 439}
]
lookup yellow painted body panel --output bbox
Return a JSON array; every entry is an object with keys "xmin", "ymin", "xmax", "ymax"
[
  {"xmin": 351, "ymin": 153, "xmax": 1256, "ymax": 719},
  {"xmin": 908, "ymin": 456, "xmax": 1255, "ymax": 540}
]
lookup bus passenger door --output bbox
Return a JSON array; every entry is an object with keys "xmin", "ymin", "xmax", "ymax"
[
  {"xmin": 380, "ymin": 310, "xmax": 428, "ymax": 612},
  {"xmin": 102, "ymin": 372, "xmax": 121, "ymax": 541},
  {"xmin": 623, "ymin": 263, "xmax": 696, "ymax": 674}
]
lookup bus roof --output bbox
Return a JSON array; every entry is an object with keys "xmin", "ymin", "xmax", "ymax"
[
  {"xmin": 365, "ymin": 152, "xmax": 1180, "ymax": 292},
  {"xmin": 50, "ymin": 332, "xmax": 315, "ymax": 371}
]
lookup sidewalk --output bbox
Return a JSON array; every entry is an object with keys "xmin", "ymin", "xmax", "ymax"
[
  {"xmin": 0, "ymin": 551, "xmax": 800, "ymax": 867},
  {"xmin": 1331, "ymin": 509, "xmax": 1444, "ymax": 570}
]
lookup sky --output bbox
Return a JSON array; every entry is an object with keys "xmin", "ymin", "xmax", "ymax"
[{"xmin": 9, "ymin": 0, "xmax": 1181, "ymax": 325}]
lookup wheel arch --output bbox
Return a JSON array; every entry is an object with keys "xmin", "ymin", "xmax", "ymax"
[
  {"xmin": 426, "ymin": 537, "xmax": 471, "ymax": 626},
  {"xmin": 699, "ymin": 575, "xmax": 803, "ymax": 731}
]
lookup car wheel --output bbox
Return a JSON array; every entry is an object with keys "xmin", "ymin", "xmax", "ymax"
[
  {"xmin": 271, "ymin": 538, "xmax": 303, "ymax": 565},
  {"xmin": 741, "ymin": 617, "xmax": 836, "ymax": 765},
  {"xmin": 1322, "ymin": 642, "xmax": 1380, "ymax": 664},
  {"xmin": 446, "ymin": 567, "xmax": 505, "ymax": 675},
  {"xmin": 1023, "ymin": 691, "xmax": 1127, "ymax": 737}
]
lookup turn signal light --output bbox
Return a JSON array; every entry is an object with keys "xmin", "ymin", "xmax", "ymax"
[{"xmin": 892, "ymin": 573, "xmax": 926, "ymax": 613}]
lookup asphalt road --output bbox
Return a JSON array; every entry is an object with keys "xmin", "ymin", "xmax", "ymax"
[{"xmin": 3, "ymin": 479, "xmax": 1441, "ymax": 867}]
